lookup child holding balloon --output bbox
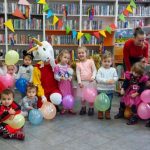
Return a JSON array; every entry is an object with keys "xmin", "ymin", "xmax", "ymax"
[
  {"xmin": 21, "ymin": 83, "xmax": 38, "ymax": 117},
  {"xmin": 76, "ymin": 46, "xmax": 97, "ymax": 116},
  {"xmin": 54, "ymin": 50, "xmax": 76, "ymax": 115},
  {"xmin": 0, "ymin": 89, "xmax": 25, "ymax": 140},
  {"xmin": 115, "ymin": 62, "xmax": 148, "ymax": 125},
  {"xmin": 96, "ymin": 52, "xmax": 118, "ymax": 119}
]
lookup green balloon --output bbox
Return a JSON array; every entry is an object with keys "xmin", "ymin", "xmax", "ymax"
[
  {"xmin": 94, "ymin": 93, "xmax": 110, "ymax": 112},
  {"xmin": 5, "ymin": 50, "xmax": 19, "ymax": 65}
]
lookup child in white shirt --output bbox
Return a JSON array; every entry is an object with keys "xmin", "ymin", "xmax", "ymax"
[{"xmin": 96, "ymin": 52, "xmax": 118, "ymax": 119}]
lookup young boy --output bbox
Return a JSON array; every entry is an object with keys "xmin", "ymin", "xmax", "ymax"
[{"xmin": 0, "ymin": 89, "xmax": 25, "ymax": 140}]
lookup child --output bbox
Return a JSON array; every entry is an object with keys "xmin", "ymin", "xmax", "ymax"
[
  {"xmin": 76, "ymin": 46, "xmax": 97, "ymax": 116},
  {"xmin": 96, "ymin": 53, "xmax": 118, "ymax": 119},
  {"xmin": 54, "ymin": 50, "xmax": 76, "ymax": 115},
  {"xmin": 114, "ymin": 62, "xmax": 148, "ymax": 125},
  {"xmin": 16, "ymin": 50, "xmax": 34, "ymax": 82},
  {"xmin": 0, "ymin": 89, "xmax": 25, "ymax": 140},
  {"xmin": 21, "ymin": 83, "xmax": 38, "ymax": 117},
  {"xmin": 7, "ymin": 65, "xmax": 17, "ymax": 77}
]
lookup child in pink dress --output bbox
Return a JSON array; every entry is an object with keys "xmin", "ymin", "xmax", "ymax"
[
  {"xmin": 54, "ymin": 50, "xmax": 76, "ymax": 115},
  {"xmin": 76, "ymin": 46, "xmax": 97, "ymax": 116},
  {"xmin": 115, "ymin": 62, "xmax": 148, "ymax": 125}
]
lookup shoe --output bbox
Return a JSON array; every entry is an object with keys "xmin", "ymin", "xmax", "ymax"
[
  {"xmin": 127, "ymin": 116, "xmax": 138, "ymax": 125},
  {"xmin": 145, "ymin": 120, "xmax": 150, "ymax": 127},
  {"xmin": 114, "ymin": 102, "xmax": 125, "ymax": 119},
  {"xmin": 56, "ymin": 105, "xmax": 60, "ymax": 112},
  {"xmin": 98, "ymin": 111, "xmax": 103, "ymax": 119},
  {"xmin": 68, "ymin": 109, "xmax": 76, "ymax": 115},
  {"xmin": 14, "ymin": 130, "xmax": 25, "ymax": 140},
  {"xmin": 88, "ymin": 108, "xmax": 94, "ymax": 116},
  {"xmin": 105, "ymin": 111, "xmax": 111, "ymax": 120},
  {"xmin": 60, "ymin": 109, "xmax": 67, "ymax": 115},
  {"xmin": 79, "ymin": 107, "xmax": 86, "ymax": 115}
]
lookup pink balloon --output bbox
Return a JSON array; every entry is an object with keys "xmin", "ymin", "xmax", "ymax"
[
  {"xmin": 137, "ymin": 102, "xmax": 150, "ymax": 120},
  {"xmin": 0, "ymin": 74, "xmax": 15, "ymax": 88},
  {"xmin": 62, "ymin": 95, "xmax": 74, "ymax": 109},
  {"xmin": 140, "ymin": 90, "xmax": 150, "ymax": 103},
  {"xmin": 83, "ymin": 87, "xmax": 97, "ymax": 103}
]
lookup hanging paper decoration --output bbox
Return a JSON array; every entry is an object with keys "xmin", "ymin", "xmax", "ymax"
[
  {"xmin": 126, "ymin": 5, "xmax": 133, "ymax": 13},
  {"xmin": 119, "ymin": 14, "xmax": 126, "ymax": 22},
  {"xmin": 62, "ymin": 4, "xmax": 68, "ymax": 20},
  {"xmin": 12, "ymin": 7, "xmax": 25, "ymax": 19},
  {"xmin": 38, "ymin": 0, "xmax": 46, "ymax": 4},
  {"xmin": 72, "ymin": 29, "xmax": 77, "ymax": 39},
  {"xmin": 4, "ymin": 19, "xmax": 15, "ymax": 32},
  {"xmin": 123, "ymin": 9, "xmax": 129, "ymax": 17},
  {"xmin": 47, "ymin": 10, "xmax": 53, "ymax": 18},
  {"xmin": 105, "ymin": 26, "xmax": 112, "ymax": 34},
  {"xmin": 65, "ymin": 25, "xmax": 71, "ymax": 34},
  {"xmin": 43, "ymin": 3, "xmax": 49, "ymax": 13},
  {"xmin": 18, "ymin": 0, "xmax": 30, "ymax": 6},
  {"xmin": 99, "ymin": 30, "xmax": 106, "ymax": 38},
  {"xmin": 93, "ymin": 32, "xmax": 100, "ymax": 39},
  {"xmin": 130, "ymin": 0, "xmax": 137, "ymax": 8},
  {"xmin": 77, "ymin": 32, "xmax": 84, "ymax": 40},
  {"xmin": 84, "ymin": 33, "xmax": 91, "ymax": 42},
  {"xmin": 109, "ymin": 23, "xmax": 117, "ymax": 30},
  {"xmin": 53, "ymin": 15, "xmax": 59, "ymax": 25},
  {"xmin": 88, "ymin": 7, "xmax": 94, "ymax": 20},
  {"xmin": 57, "ymin": 19, "xmax": 63, "ymax": 30}
]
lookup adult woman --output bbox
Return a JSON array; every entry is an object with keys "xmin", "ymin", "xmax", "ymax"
[{"xmin": 123, "ymin": 27, "xmax": 149, "ymax": 71}]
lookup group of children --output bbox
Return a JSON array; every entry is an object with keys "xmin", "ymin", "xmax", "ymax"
[{"xmin": 0, "ymin": 46, "xmax": 150, "ymax": 141}]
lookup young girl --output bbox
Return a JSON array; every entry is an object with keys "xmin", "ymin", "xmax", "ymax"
[
  {"xmin": 0, "ymin": 89, "xmax": 25, "ymax": 140},
  {"xmin": 96, "ymin": 53, "xmax": 118, "ymax": 119},
  {"xmin": 76, "ymin": 46, "xmax": 97, "ymax": 116},
  {"xmin": 21, "ymin": 83, "xmax": 38, "ymax": 117},
  {"xmin": 54, "ymin": 50, "xmax": 76, "ymax": 115},
  {"xmin": 16, "ymin": 50, "xmax": 34, "ymax": 82},
  {"xmin": 7, "ymin": 65, "xmax": 17, "ymax": 77},
  {"xmin": 115, "ymin": 62, "xmax": 148, "ymax": 125}
]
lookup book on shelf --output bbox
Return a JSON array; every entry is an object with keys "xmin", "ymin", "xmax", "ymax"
[
  {"xmin": 0, "ymin": 34, "xmax": 5, "ymax": 44},
  {"xmin": 0, "ymin": 2, "xmax": 4, "ymax": 13},
  {"xmin": 83, "ymin": 20, "xmax": 103, "ymax": 30}
]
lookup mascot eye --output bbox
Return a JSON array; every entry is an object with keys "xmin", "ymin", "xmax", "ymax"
[{"xmin": 43, "ymin": 48, "xmax": 46, "ymax": 51}]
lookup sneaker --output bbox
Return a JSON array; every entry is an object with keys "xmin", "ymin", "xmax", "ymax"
[
  {"xmin": 14, "ymin": 130, "xmax": 25, "ymax": 141},
  {"xmin": 68, "ymin": 109, "xmax": 76, "ymax": 115},
  {"xmin": 127, "ymin": 116, "xmax": 138, "ymax": 125},
  {"xmin": 88, "ymin": 108, "xmax": 94, "ymax": 116},
  {"xmin": 114, "ymin": 111, "xmax": 124, "ymax": 119},
  {"xmin": 79, "ymin": 107, "xmax": 86, "ymax": 115},
  {"xmin": 105, "ymin": 111, "xmax": 111, "ymax": 120},
  {"xmin": 60, "ymin": 109, "xmax": 67, "ymax": 115},
  {"xmin": 98, "ymin": 111, "xmax": 103, "ymax": 119}
]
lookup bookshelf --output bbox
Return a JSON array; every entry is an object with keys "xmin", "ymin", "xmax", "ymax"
[{"xmin": 0, "ymin": 0, "xmax": 45, "ymax": 60}]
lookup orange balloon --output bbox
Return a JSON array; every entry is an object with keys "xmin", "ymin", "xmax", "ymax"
[
  {"xmin": 40, "ymin": 102, "xmax": 56, "ymax": 120},
  {"xmin": 124, "ymin": 107, "xmax": 132, "ymax": 119}
]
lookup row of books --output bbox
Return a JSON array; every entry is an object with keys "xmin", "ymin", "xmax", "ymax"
[
  {"xmin": 118, "ymin": 0, "xmax": 150, "ymax": 2},
  {"xmin": 83, "ymin": 20, "xmax": 103, "ymax": 30},
  {"xmin": 117, "ymin": 19, "xmax": 145, "ymax": 29},
  {"xmin": 45, "ymin": 18, "xmax": 79, "ymax": 30},
  {"xmin": 118, "ymin": 4, "xmax": 150, "ymax": 16},
  {"xmin": 7, "ymin": 3, "xmax": 43, "ymax": 15}
]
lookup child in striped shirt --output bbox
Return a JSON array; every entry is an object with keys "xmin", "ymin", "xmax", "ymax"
[{"xmin": 96, "ymin": 52, "xmax": 118, "ymax": 119}]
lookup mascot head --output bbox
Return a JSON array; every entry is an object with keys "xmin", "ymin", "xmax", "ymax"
[{"xmin": 27, "ymin": 38, "xmax": 55, "ymax": 68}]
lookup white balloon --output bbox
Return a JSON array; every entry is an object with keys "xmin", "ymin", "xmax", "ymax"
[{"xmin": 50, "ymin": 93, "xmax": 62, "ymax": 105}]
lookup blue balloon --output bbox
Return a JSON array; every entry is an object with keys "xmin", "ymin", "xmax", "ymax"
[
  {"xmin": 15, "ymin": 78, "xmax": 28, "ymax": 94},
  {"xmin": 28, "ymin": 109, "xmax": 43, "ymax": 125}
]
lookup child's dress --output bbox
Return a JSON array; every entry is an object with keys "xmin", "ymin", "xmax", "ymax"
[
  {"xmin": 121, "ymin": 71, "xmax": 148, "ymax": 107},
  {"xmin": 54, "ymin": 64, "xmax": 73, "ymax": 97},
  {"xmin": 21, "ymin": 96, "xmax": 38, "ymax": 117}
]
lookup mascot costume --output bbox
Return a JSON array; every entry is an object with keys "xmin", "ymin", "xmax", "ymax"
[{"xmin": 28, "ymin": 38, "xmax": 62, "ymax": 108}]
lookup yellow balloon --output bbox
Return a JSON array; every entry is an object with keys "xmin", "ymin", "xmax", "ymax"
[
  {"xmin": 4, "ymin": 114, "xmax": 25, "ymax": 129},
  {"xmin": 5, "ymin": 50, "xmax": 19, "ymax": 65},
  {"xmin": 124, "ymin": 107, "xmax": 132, "ymax": 119},
  {"xmin": 40, "ymin": 102, "xmax": 56, "ymax": 120}
]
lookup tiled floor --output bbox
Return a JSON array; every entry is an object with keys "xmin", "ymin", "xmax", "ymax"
[{"xmin": 0, "ymin": 94, "xmax": 150, "ymax": 150}]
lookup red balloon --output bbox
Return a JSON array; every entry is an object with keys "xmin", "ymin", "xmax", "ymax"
[{"xmin": 0, "ymin": 81, "xmax": 6, "ymax": 93}]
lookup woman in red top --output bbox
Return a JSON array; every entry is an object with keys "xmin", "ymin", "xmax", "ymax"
[{"xmin": 123, "ymin": 27, "xmax": 149, "ymax": 71}]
